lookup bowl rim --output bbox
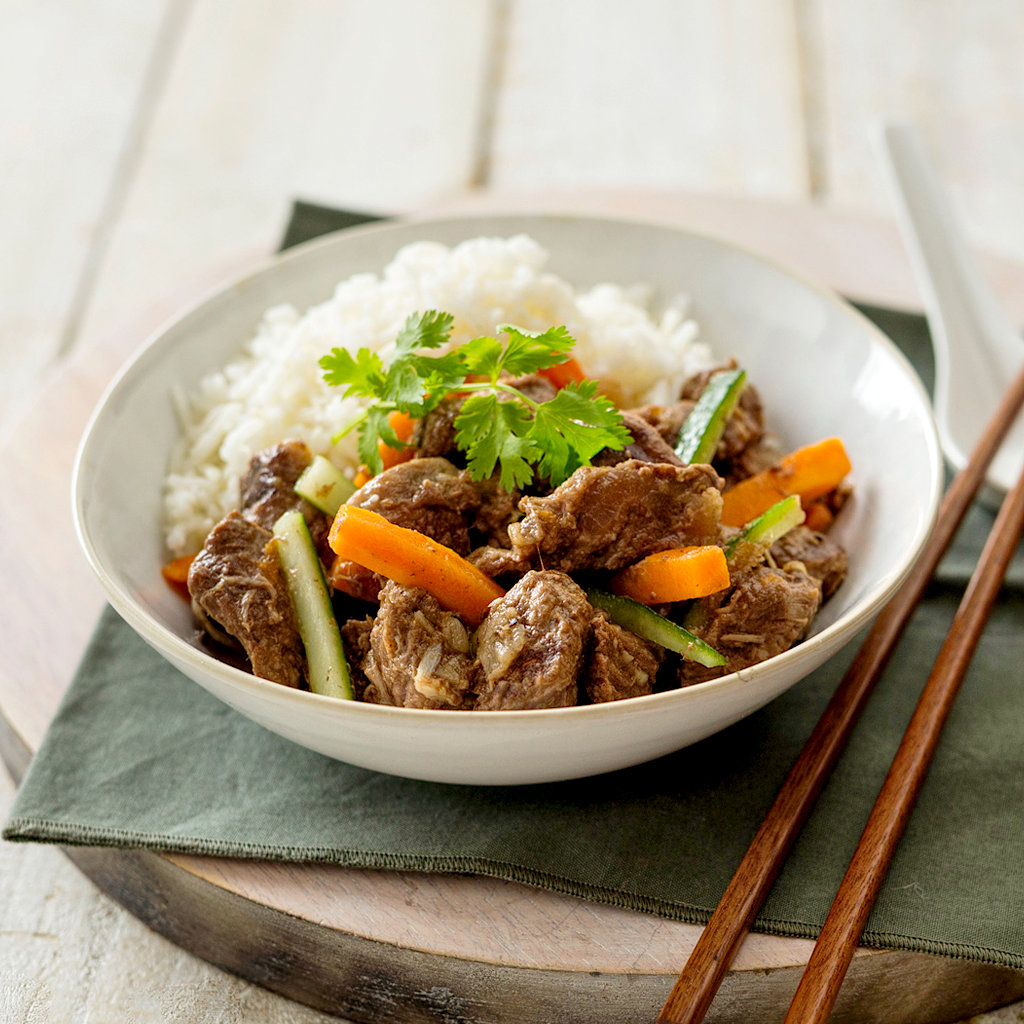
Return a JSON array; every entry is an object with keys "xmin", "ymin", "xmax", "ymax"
[{"xmin": 71, "ymin": 209, "xmax": 944, "ymax": 725}]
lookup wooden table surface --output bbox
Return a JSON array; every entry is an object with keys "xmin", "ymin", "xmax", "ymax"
[{"xmin": 4, "ymin": 3, "xmax": 1024, "ymax": 1021}]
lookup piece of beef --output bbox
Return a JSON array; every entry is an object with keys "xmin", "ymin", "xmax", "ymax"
[
  {"xmin": 628, "ymin": 400, "xmax": 695, "ymax": 448},
  {"xmin": 632, "ymin": 367, "xmax": 769, "ymax": 482},
  {"xmin": 363, "ymin": 582, "xmax": 479, "ymax": 709},
  {"xmin": 188, "ymin": 511, "xmax": 305, "ymax": 688},
  {"xmin": 415, "ymin": 373, "xmax": 558, "ymax": 460},
  {"xmin": 239, "ymin": 440, "xmax": 330, "ymax": 548},
  {"xmin": 329, "ymin": 457, "xmax": 481, "ymax": 601},
  {"xmin": 471, "ymin": 473, "xmax": 522, "ymax": 548},
  {"xmin": 328, "ymin": 557, "xmax": 385, "ymax": 603},
  {"xmin": 346, "ymin": 457, "xmax": 480, "ymax": 552},
  {"xmin": 475, "ymin": 570, "xmax": 591, "ymax": 710},
  {"xmin": 584, "ymin": 612, "xmax": 664, "ymax": 703},
  {"xmin": 592, "ymin": 412, "xmax": 685, "ymax": 467},
  {"xmin": 340, "ymin": 616, "xmax": 376, "ymax": 702},
  {"xmin": 499, "ymin": 372, "xmax": 558, "ymax": 405},
  {"xmin": 466, "ymin": 543, "xmax": 532, "ymax": 580},
  {"xmin": 723, "ymin": 435, "xmax": 785, "ymax": 485},
  {"xmin": 812, "ymin": 480, "xmax": 853, "ymax": 522},
  {"xmin": 507, "ymin": 459, "xmax": 723, "ymax": 572},
  {"xmin": 770, "ymin": 525, "xmax": 848, "ymax": 600},
  {"xmin": 677, "ymin": 565, "xmax": 822, "ymax": 685},
  {"xmin": 413, "ymin": 393, "xmax": 463, "ymax": 460}
]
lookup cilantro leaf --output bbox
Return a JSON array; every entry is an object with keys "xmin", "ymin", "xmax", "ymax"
[
  {"xmin": 393, "ymin": 309, "xmax": 454, "ymax": 357},
  {"xmin": 358, "ymin": 406, "xmax": 391, "ymax": 476},
  {"xmin": 496, "ymin": 324, "xmax": 575, "ymax": 377},
  {"xmin": 319, "ymin": 347, "xmax": 386, "ymax": 398},
  {"xmin": 407, "ymin": 350, "xmax": 466, "ymax": 408},
  {"xmin": 381, "ymin": 360, "xmax": 426, "ymax": 408},
  {"xmin": 529, "ymin": 382, "xmax": 633, "ymax": 486},
  {"xmin": 460, "ymin": 324, "xmax": 575, "ymax": 382},
  {"xmin": 457, "ymin": 335, "xmax": 505, "ymax": 379},
  {"xmin": 321, "ymin": 312, "xmax": 628, "ymax": 488},
  {"xmin": 387, "ymin": 311, "xmax": 465, "ymax": 413},
  {"xmin": 454, "ymin": 394, "xmax": 540, "ymax": 491}
]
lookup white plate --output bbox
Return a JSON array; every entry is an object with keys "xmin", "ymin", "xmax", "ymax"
[{"xmin": 73, "ymin": 213, "xmax": 942, "ymax": 785}]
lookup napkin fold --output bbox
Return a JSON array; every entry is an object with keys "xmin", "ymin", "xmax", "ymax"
[{"xmin": 5, "ymin": 201, "xmax": 1023, "ymax": 970}]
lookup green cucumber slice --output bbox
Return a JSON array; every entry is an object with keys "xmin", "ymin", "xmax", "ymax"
[
  {"xmin": 272, "ymin": 509, "xmax": 354, "ymax": 699},
  {"xmin": 675, "ymin": 368, "xmax": 747, "ymax": 464},
  {"xmin": 724, "ymin": 495, "xmax": 805, "ymax": 561},
  {"xmin": 742, "ymin": 494, "xmax": 805, "ymax": 546},
  {"xmin": 294, "ymin": 455, "xmax": 356, "ymax": 516},
  {"xmin": 586, "ymin": 588, "xmax": 726, "ymax": 668}
]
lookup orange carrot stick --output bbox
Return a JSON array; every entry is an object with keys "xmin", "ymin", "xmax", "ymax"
[
  {"xmin": 539, "ymin": 356, "xmax": 586, "ymax": 389},
  {"xmin": 803, "ymin": 499, "xmax": 835, "ymax": 533},
  {"xmin": 609, "ymin": 546, "xmax": 731, "ymax": 605},
  {"xmin": 379, "ymin": 409, "xmax": 417, "ymax": 470},
  {"xmin": 328, "ymin": 505, "xmax": 505, "ymax": 625},
  {"xmin": 720, "ymin": 437, "xmax": 852, "ymax": 528},
  {"xmin": 354, "ymin": 411, "xmax": 418, "ymax": 488},
  {"xmin": 161, "ymin": 554, "xmax": 196, "ymax": 601}
]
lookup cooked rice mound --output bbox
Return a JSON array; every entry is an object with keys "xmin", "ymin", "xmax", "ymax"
[{"xmin": 163, "ymin": 234, "xmax": 711, "ymax": 557}]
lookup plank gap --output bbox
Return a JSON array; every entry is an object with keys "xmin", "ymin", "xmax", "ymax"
[
  {"xmin": 468, "ymin": 0, "xmax": 512, "ymax": 189},
  {"xmin": 55, "ymin": 0, "xmax": 196, "ymax": 360},
  {"xmin": 793, "ymin": 0, "xmax": 829, "ymax": 200}
]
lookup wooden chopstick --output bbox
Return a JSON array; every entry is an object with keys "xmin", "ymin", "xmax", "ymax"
[
  {"xmin": 782, "ymin": 393, "xmax": 1024, "ymax": 1021},
  {"xmin": 658, "ymin": 361, "xmax": 1024, "ymax": 1024}
]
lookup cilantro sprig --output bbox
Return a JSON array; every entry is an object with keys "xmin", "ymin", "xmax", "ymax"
[{"xmin": 319, "ymin": 311, "xmax": 630, "ymax": 489}]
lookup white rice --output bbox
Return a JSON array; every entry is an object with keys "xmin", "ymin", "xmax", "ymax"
[{"xmin": 163, "ymin": 234, "xmax": 712, "ymax": 556}]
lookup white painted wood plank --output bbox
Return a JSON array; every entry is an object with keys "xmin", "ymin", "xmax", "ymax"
[
  {"xmin": 0, "ymin": 0, "xmax": 173, "ymax": 433},
  {"xmin": 430, "ymin": 186, "xmax": 1024, "ymax": 323},
  {"xmin": 72, "ymin": 0, "xmax": 495, "ymax": 360},
  {"xmin": 810, "ymin": 0, "xmax": 1024, "ymax": 262},
  {"xmin": 489, "ymin": 0, "xmax": 810, "ymax": 197},
  {"xmin": 0, "ymin": 769, "xmax": 346, "ymax": 1023}
]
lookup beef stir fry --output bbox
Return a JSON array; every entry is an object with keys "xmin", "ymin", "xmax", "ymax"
[{"xmin": 182, "ymin": 331, "xmax": 851, "ymax": 711}]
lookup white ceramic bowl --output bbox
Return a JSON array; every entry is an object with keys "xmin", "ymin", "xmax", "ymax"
[{"xmin": 73, "ymin": 213, "xmax": 942, "ymax": 785}]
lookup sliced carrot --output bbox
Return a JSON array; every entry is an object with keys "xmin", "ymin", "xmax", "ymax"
[
  {"xmin": 609, "ymin": 546, "xmax": 730, "ymax": 605},
  {"xmin": 803, "ymin": 499, "xmax": 834, "ymax": 533},
  {"xmin": 387, "ymin": 409, "xmax": 417, "ymax": 440},
  {"xmin": 379, "ymin": 409, "xmax": 417, "ymax": 470},
  {"xmin": 328, "ymin": 505, "xmax": 505, "ymax": 625},
  {"xmin": 161, "ymin": 554, "xmax": 196, "ymax": 601},
  {"xmin": 354, "ymin": 411, "xmax": 418, "ymax": 487},
  {"xmin": 720, "ymin": 437, "xmax": 852, "ymax": 528},
  {"xmin": 538, "ymin": 356, "xmax": 586, "ymax": 389}
]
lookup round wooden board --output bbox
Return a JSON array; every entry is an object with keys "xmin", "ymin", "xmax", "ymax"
[{"xmin": 3, "ymin": 191, "xmax": 1024, "ymax": 1024}]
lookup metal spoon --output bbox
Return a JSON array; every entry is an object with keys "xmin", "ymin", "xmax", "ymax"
[{"xmin": 879, "ymin": 120, "xmax": 1024, "ymax": 504}]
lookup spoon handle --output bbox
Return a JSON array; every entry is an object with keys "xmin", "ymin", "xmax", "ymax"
[
  {"xmin": 880, "ymin": 122, "xmax": 1016, "ymax": 349},
  {"xmin": 879, "ymin": 120, "xmax": 1024, "ymax": 493}
]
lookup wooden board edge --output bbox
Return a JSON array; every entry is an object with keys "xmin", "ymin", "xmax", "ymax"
[{"xmin": 56, "ymin": 843, "xmax": 1024, "ymax": 1024}]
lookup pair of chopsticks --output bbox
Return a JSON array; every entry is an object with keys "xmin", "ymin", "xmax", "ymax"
[{"xmin": 659, "ymin": 362, "xmax": 1024, "ymax": 1024}]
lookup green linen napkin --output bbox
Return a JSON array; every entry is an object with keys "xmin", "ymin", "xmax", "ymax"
[{"xmin": 5, "ymin": 202, "xmax": 1023, "ymax": 970}]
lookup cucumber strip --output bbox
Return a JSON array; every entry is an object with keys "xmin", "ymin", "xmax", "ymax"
[
  {"xmin": 724, "ymin": 495, "xmax": 806, "ymax": 560},
  {"xmin": 674, "ymin": 368, "xmax": 747, "ymax": 464},
  {"xmin": 294, "ymin": 455, "xmax": 356, "ymax": 516},
  {"xmin": 586, "ymin": 588, "xmax": 726, "ymax": 668},
  {"xmin": 272, "ymin": 509, "xmax": 354, "ymax": 699},
  {"xmin": 681, "ymin": 598, "xmax": 709, "ymax": 634}
]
